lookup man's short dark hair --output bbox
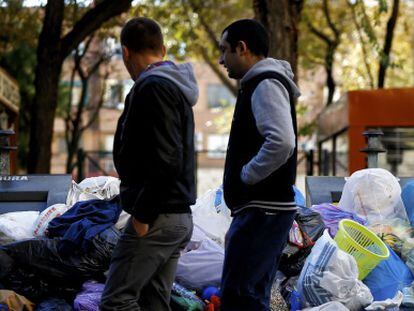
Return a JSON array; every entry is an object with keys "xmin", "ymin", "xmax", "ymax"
[
  {"xmin": 121, "ymin": 17, "xmax": 164, "ymax": 54},
  {"xmin": 222, "ymin": 19, "xmax": 269, "ymax": 57}
]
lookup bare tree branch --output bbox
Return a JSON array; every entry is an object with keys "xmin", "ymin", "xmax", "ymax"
[
  {"xmin": 187, "ymin": 0, "xmax": 220, "ymax": 49},
  {"xmin": 81, "ymin": 70, "xmax": 110, "ymax": 131},
  {"xmin": 347, "ymin": 0, "xmax": 375, "ymax": 88},
  {"xmin": 60, "ymin": 0, "xmax": 131, "ymax": 58},
  {"xmin": 182, "ymin": 0, "xmax": 237, "ymax": 95},
  {"xmin": 198, "ymin": 47, "xmax": 238, "ymax": 96},
  {"xmin": 307, "ymin": 20, "xmax": 333, "ymax": 44},
  {"xmin": 378, "ymin": 0, "xmax": 400, "ymax": 88},
  {"xmin": 323, "ymin": 0, "xmax": 340, "ymax": 40}
]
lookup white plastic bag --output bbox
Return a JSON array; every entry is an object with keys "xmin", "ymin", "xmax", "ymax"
[
  {"xmin": 32, "ymin": 203, "xmax": 71, "ymax": 236},
  {"xmin": 175, "ymin": 224, "xmax": 224, "ymax": 290},
  {"xmin": 365, "ymin": 291, "xmax": 403, "ymax": 310},
  {"xmin": 0, "ymin": 211, "xmax": 39, "ymax": 244},
  {"xmin": 298, "ymin": 230, "xmax": 373, "ymax": 310},
  {"xmin": 302, "ymin": 301, "xmax": 349, "ymax": 311},
  {"xmin": 338, "ymin": 169, "xmax": 408, "ymax": 226},
  {"xmin": 66, "ymin": 176, "xmax": 120, "ymax": 206},
  {"xmin": 190, "ymin": 186, "xmax": 231, "ymax": 246}
]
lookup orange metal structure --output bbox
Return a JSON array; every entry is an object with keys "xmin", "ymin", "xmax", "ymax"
[{"xmin": 317, "ymin": 88, "xmax": 414, "ymax": 174}]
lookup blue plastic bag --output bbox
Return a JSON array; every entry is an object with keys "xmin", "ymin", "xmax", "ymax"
[
  {"xmin": 293, "ymin": 186, "xmax": 305, "ymax": 207},
  {"xmin": 402, "ymin": 180, "xmax": 414, "ymax": 227},
  {"xmin": 363, "ymin": 246, "xmax": 414, "ymax": 301}
]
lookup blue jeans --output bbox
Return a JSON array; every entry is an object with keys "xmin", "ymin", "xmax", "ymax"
[{"xmin": 221, "ymin": 209, "xmax": 296, "ymax": 311}]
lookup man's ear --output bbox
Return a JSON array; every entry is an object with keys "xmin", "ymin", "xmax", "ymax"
[
  {"xmin": 236, "ymin": 40, "xmax": 248, "ymax": 55},
  {"xmin": 122, "ymin": 45, "xmax": 130, "ymax": 60},
  {"xmin": 161, "ymin": 45, "xmax": 167, "ymax": 58}
]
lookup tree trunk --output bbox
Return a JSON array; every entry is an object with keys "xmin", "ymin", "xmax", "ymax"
[
  {"xmin": 253, "ymin": 0, "xmax": 304, "ymax": 78},
  {"xmin": 27, "ymin": 0, "xmax": 132, "ymax": 173},
  {"xmin": 28, "ymin": 0, "xmax": 64, "ymax": 173},
  {"xmin": 378, "ymin": 0, "xmax": 400, "ymax": 88}
]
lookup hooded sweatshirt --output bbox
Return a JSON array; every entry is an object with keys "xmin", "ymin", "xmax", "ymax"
[
  {"xmin": 239, "ymin": 58, "xmax": 300, "ymax": 185},
  {"xmin": 137, "ymin": 62, "xmax": 199, "ymax": 106},
  {"xmin": 113, "ymin": 62, "xmax": 198, "ymax": 223}
]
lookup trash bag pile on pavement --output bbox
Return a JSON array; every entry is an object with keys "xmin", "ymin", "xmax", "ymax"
[{"xmin": 2, "ymin": 169, "xmax": 414, "ymax": 310}]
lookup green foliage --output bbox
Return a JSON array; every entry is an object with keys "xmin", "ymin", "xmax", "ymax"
[
  {"xmin": 131, "ymin": 0, "xmax": 251, "ymax": 61},
  {"xmin": 0, "ymin": 0, "xmax": 42, "ymax": 169},
  {"xmin": 301, "ymin": 0, "xmax": 413, "ymax": 91}
]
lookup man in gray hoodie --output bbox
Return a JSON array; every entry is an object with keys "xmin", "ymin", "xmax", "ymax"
[
  {"xmin": 218, "ymin": 19, "xmax": 300, "ymax": 310},
  {"xmin": 100, "ymin": 18, "xmax": 198, "ymax": 310}
]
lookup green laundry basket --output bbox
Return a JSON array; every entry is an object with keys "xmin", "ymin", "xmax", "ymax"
[{"xmin": 334, "ymin": 219, "xmax": 390, "ymax": 280}]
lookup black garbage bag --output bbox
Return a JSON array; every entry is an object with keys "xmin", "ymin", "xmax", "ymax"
[
  {"xmin": 279, "ymin": 207, "xmax": 325, "ymax": 277},
  {"xmin": 0, "ymin": 226, "xmax": 120, "ymax": 302},
  {"xmin": 35, "ymin": 297, "xmax": 73, "ymax": 311}
]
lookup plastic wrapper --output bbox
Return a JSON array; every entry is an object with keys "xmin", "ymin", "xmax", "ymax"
[
  {"xmin": 170, "ymin": 282, "xmax": 205, "ymax": 311},
  {"xmin": 175, "ymin": 225, "xmax": 224, "ymax": 290},
  {"xmin": 33, "ymin": 204, "xmax": 71, "ymax": 237},
  {"xmin": 311, "ymin": 203, "xmax": 366, "ymax": 237},
  {"xmin": 365, "ymin": 291, "xmax": 403, "ymax": 310},
  {"xmin": 279, "ymin": 207, "xmax": 325, "ymax": 277},
  {"xmin": 66, "ymin": 176, "xmax": 120, "ymax": 206},
  {"xmin": 190, "ymin": 186, "xmax": 231, "ymax": 246},
  {"xmin": 0, "ymin": 211, "xmax": 39, "ymax": 245},
  {"xmin": 298, "ymin": 231, "xmax": 373, "ymax": 310}
]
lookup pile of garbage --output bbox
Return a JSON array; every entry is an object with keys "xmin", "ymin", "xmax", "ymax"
[
  {"xmin": 1, "ymin": 168, "xmax": 414, "ymax": 310},
  {"xmin": 280, "ymin": 168, "xmax": 414, "ymax": 311}
]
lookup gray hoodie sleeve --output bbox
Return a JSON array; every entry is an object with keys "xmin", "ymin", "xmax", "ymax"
[{"xmin": 240, "ymin": 79, "xmax": 295, "ymax": 185}]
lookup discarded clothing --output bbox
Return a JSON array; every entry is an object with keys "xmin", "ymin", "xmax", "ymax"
[{"xmin": 47, "ymin": 197, "xmax": 121, "ymax": 254}]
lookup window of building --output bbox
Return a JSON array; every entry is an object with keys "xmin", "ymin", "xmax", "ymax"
[
  {"xmin": 335, "ymin": 131, "xmax": 349, "ymax": 176},
  {"xmin": 57, "ymin": 136, "xmax": 67, "ymax": 154},
  {"xmin": 104, "ymin": 80, "xmax": 134, "ymax": 109},
  {"xmin": 207, "ymin": 84, "xmax": 235, "ymax": 109},
  {"xmin": 207, "ymin": 134, "xmax": 228, "ymax": 158},
  {"xmin": 195, "ymin": 132, "xmax": 203, "ymax": 151},
  {"xmin": 320, "ymin": 139, "xmax": 333, "ymax": 176},
  {"xmin": 319, "ymin": 130, "xmax": 349, "ymax": 176},
  {"xmin": 104, "ymin": 135, "xmax": 114, "ymax": 152}
]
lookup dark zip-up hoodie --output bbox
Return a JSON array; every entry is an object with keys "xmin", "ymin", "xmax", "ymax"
[{"xmin": 113, "ymin": 62, "xmax": 198, "ymax": 224}]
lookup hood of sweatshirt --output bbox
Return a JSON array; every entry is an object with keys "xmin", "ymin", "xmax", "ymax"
[
  {"xmin": 240, "ymin": 58, "xmax": 301, "ymax": 97},
  {"xmin": 137, "ymin": 62, "xmax": 199, "ymax": 106}
]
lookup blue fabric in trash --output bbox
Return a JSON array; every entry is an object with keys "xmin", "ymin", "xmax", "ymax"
[
  {"xmin": 363, "ymin": 246, "xmax": 414, "ymax": 301},
  {"xmin": 293, "ymin": 186, "xmax": 305, "ymax": 207},
  {"xmin": 47, "ymin": 197, "xmax": 121, "ymax": 254},
  {"xmin": 35, "ymin": 298, "xmax": 72, "ymax": 311},
  {"xmin": 402, "ymin": 180, "xmax": 414, "ymax": 227}
]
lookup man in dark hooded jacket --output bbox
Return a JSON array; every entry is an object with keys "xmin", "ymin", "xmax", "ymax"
[{"xmin": 100, "ymin": 17, "xmax": 198, "ymax": 310}]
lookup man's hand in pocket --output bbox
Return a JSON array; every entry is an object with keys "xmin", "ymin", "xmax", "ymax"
[{"xmin": 132, "ymin": 217, "xmax": 149, "ymax": 237}]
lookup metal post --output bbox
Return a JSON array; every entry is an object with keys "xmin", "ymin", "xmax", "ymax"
[
  {"xmin": 360, "ymin": 129, "xmax": 386, "ymax": 168},
  {"xmin": 0, "ymin": 130, "xmax": 16, "ymax": 175},
  {"xmin": 306, "ymin": 149, "xmax": 314, "ymax": 176}
]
